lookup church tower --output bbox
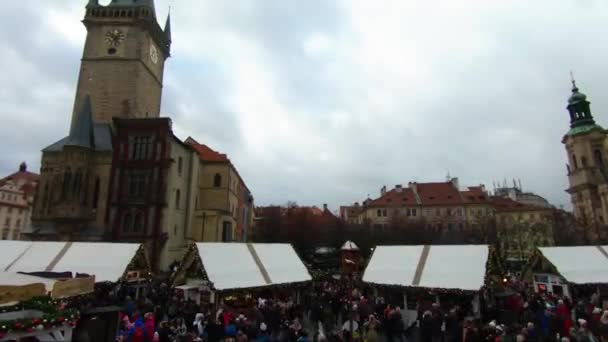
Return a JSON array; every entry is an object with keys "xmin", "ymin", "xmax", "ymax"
[
  {"xmin": 29, "ymin": 0, "xmax": 172, "ymax": 241},
  {"xmin": 74, "ymin": 0, "xmax": 171, "ymax": 124},
  {"xmin": 562, "ymin": 80, "xmax": 608, "ymax": 241}
]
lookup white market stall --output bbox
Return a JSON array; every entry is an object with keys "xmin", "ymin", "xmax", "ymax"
[
  {"xmin": 363, "ymin": 245, "xmax": 491, "ymax": 326},
  {"xmin": 524, "ymin": 246, "xmax": 608, "ymax": 299},
  {"xmin": 0, "ymin": 241, "xmax": 150, "ymax": 283},
  {"xmin": 173, "ymin": 243, "xmax": 312, "ymax": 306}
]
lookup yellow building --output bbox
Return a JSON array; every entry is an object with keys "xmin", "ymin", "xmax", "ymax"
[
  {"xmin": 341, "ymin": 178, "xmax": 494, "ymax": 231},
  {"xmin": 492, "ymin": 196, "xmax": 554, "ymax": 263},
  {"xmin": 186, "ymin": 138, "xmax": 254, "ymax": 242},
  {"xmin": 562, "ymin": 80, "xmax": 608, "ymax": 242}
]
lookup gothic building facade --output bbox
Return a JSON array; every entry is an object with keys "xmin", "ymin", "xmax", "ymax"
[
  {"xmin": 27, "ymin": 0, "xmax": 177, "ymax": 268},
  {"xmin": 562, "ymin": 80, "xmax": 608, "ymax": 242}
]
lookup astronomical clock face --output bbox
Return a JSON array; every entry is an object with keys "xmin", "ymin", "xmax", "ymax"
[
  {"xmin": 149, "ymin": 43, "xmax": 159, "ymax": 64},
  {"xmin": 104, "ymin": 29, "xmax": 125, "ymax": 47}
]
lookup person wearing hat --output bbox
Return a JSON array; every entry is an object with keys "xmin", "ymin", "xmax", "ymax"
[{"xmin": 257, "ymin": 322, "xmax": 270, "ymax": 342}]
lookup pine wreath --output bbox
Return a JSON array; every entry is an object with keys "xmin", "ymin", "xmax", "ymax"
[{"xmin": 0, "ymin": 296, "xmax": 80, "ymax": 338}]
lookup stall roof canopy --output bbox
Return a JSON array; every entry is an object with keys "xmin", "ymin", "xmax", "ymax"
[
  {"xmin": 0, "ymin": 241, "xmax": 144, "ymax": 283},
  {"xmin": 538, "ymin": 246, "xmax": 608, "ymax": 284},
  {"xmin": 363, "ymin": 245, "xmax": 489, "ymax": 291},
  {"xmin": 195, "ymin": 243, "xmax": 311, "ymax": 291}
]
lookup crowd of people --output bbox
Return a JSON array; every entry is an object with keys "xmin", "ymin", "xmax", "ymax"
[{"xmin": 69, "ymin": 277, "xmax": 608, "ymax": 342}]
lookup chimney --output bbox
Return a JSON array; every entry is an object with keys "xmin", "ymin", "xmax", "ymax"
[
  {"xmin": 19, "ymin": 162, "xmax": 26, "ymax": 172},
  {"xmin": 381, "ymin": 185, "xmax": 387, "ymax": 196},
  {"xmin": 408, "ymin": 182, "xmax": 418, "ymax": 193},
  {"xmin": 323, "ymin": 203, "xmax": 328, "ymax": 211},
  {"xmin": 395, "ymin": 184, "xmax": 403, "ymax": 193},
  {"xmin": 354, "ymin": 202, "xmax": 359, "ymax": 207}
]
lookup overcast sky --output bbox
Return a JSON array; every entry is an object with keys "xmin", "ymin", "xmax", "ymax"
[{"xmin": 1, "ymin": 0, "xmax": 607, "ymax": 211}]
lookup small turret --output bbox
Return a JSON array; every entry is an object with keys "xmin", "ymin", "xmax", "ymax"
[
  {"xmin": 164, "ymin": 12, "xmax": 172, "ymax": 54},
  {"xmin": 567, "ymin": 78, "xmax": 595, "ymax": 129}
]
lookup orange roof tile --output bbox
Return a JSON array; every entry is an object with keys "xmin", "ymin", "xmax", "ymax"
[
  {"xmin": 188, "ymin": 142, "xmax": 229, "ymax": 162},
  {"xmin": 367, "ymin": 187, "xmax": 417, "ymax": 207},
  {"xmin": 461, "ymin": 186, "xmax": 490, "ymax": 204},
  {"xmin": 416, "ymin": 182, "xmax": 462, "ymax": 206}
]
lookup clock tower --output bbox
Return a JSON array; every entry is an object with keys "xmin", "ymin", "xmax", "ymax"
[
  {"xmin": 74, "ymin": 0, "xmax": 171, "ymax": 124},
  {"xmin": 29, "ymin": 0, "xmax": 172, "ymax": 242}
]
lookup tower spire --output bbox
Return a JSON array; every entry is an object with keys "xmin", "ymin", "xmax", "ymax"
[
  {"xmin": 566, "ymin": 76, "xmax": 595, "ymax": 129},
  {"xmin": 164, "ymin": 9, "xmax": 172, "ymax": 53},
  {"xmin": 570, "ymin": 70, "xmax": 577, "ymax": 91}
]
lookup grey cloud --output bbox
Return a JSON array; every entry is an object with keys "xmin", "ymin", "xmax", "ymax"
[{"xmin": 2, "ymin": 0, "xmax": 608, "ymax": 212}]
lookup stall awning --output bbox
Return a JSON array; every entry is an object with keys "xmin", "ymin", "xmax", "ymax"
[
  {"xmin": 537, "ymin": 246, "xmax": 608, "ymax": 284},
  {"xmin": 363, "ymin": 245, "xmax": 489, "ymax": 291},
  {"xmin": 194, "ymin": 243, "xmax": 311, "ymax": 291},
  {"xmin": 0, "ymin": 241, "xmax": 146, "ymax": 283}
]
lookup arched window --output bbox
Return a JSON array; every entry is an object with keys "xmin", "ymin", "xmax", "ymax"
[
  {"xmin": 174, "ymin": 225, "xmax": 178, "ymax": 236},
  {"xmin": 213, "ymin": 173, "xmax": 221, "ymax": 187},
  {"xmin": 595, "ymin": 149, "xmax": 604, "ymax": 168},
  {"xmin": 582, "ymin": 156, "xmax": 588, "ymax": 167},
  {"xmin": 133, "ymin": 212, "xmax": 144, "ymax": 233},
  {"xmin": 62, "ymin": 168, "xmax": 72, "ymax": 199},
  {"xmin": 178, "ymin": 157, "xmax": 183, "ymax": 174},
  {"xmin": 92, "ymin": 177, "xmax": 100, "ymax": 209},
  {"xmin": 175, "ymin": 189, "xmax": 181, "ymax": 209},
  {"xmin": 73, "ymin": 169, "xmax": 83, "ymax": 194},
  {"xmin": 572, "ymin": 154, "xmax": 578, "ymax": 169},
  {"xmin": 122, "ymin": 213, "xmax": 133, "ymax": 233},
  {"xmin": 43, "ymin": 183, "xmax": 50, "ymax": 214}
]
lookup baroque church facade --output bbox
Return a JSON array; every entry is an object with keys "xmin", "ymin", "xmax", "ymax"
[
  {"xmin": 27, "ymin": 0, "xmax": 196, "ymax": 270},
  {"xmin": 563, "ymin": 80, "xmax": 608, "ymax": 242}
]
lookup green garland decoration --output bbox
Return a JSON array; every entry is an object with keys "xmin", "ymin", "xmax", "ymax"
[{"xmin": 0, "ymin": 296, "xmax": 80, "ymax": 338}]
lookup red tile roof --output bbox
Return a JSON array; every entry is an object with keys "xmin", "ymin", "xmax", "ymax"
[
  {"xmin": 367, "ymin": 187, "xmax": 417, "ymax": 207},
  {"xmin": 0, "ymin": 163, "xmax": 39, "ymax": 192},
  {"xmin": 188, "ymin": 142, "xmax": 229, "ymax": 162},
  {"xmin": 416, "ymin": 182, "xmax": 462, "ymax": 206},
  {"xmin": 491, "ymin": 196, "xmax": 548, "ymax": 212},
  {"xmin": 461, "ymin": 186, "xmax": 491, "ymax": 204}
]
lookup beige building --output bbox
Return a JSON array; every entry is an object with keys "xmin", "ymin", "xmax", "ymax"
[
  {"xmin": 342, "ymin": 178, "xmax": 494, "ymax": 231},
  {"xmin": 562, "ymin": 80, "xmax": 608, "ymax": 242},
  {"xmin": 160, "ymin": 135, "xmax": 199, "ymax": 269},
  {"xmin": 0, "ymin": 163, "xmax": 39, "ymax": 240},
  {"xmin": 186, "ymin": 138, "xmax": 254, "ymax": 243}
]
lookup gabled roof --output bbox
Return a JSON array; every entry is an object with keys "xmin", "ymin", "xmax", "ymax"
[
  {"xmin": 0, "ymin": 165, "xmax": 39, "ymax": 186},
  {"xmin": 363, "ymin": 245, "xmax": 489, "ymax": 291},
  {"xmin": 367, "ymin": 188, "xmax": 418, "ymax": 207},
  {"xmin": 536, "ymin": 246, "xmax": 608, "ymax": 284},
  {"xmin": 186, "ymin": 138, "xmax": 229, "ymax": 162},
  {"xmin": 416, "ymin": 182, "xmax": 463, "ymax": 206},
  {"xmin": 185, "ymin": 137, "xmax": 251, "ymax": 194},
  {"xmin": 191, "ymin": 243, "xmax": 311, "ymax": 291}
]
